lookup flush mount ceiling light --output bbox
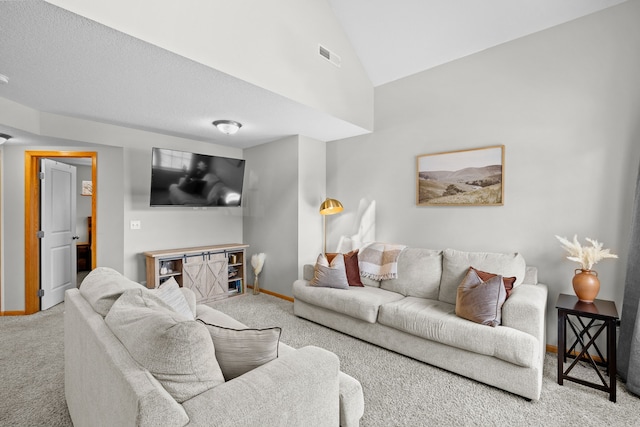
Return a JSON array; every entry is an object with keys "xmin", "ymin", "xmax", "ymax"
[
  {"xmin": 0, "ymin": 133, "xmax": 12, "ymax": 144},
  {"xmin": 212, "ymin": 120, "xmax": 243, "ymax": 135}
]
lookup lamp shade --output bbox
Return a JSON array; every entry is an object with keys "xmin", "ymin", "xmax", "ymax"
[{"xmin": 319, "ymin": 198, "xmax": 343, "ymax": 215}]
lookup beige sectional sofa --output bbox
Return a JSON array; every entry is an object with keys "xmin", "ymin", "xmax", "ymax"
[
  {"xmin": 293, "ymin": 248, "xmax": 548, "ymax": 401},
  {"xmin": 65, "ymin": 267, "xmax": 364, "ymax": 426}
]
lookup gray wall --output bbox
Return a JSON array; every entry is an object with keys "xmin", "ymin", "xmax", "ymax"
[
  {"xmin": 243, "ymin": 135, "xmax": 326, "ymax": 297},
  {"xmin": 243, "ymin": 136, "xmax": 300, "ymax": 297},
  {"xmin": 297, "ymin": 136, "xmax": 327, "ymax": 277},
  {"xmin": 326, "ymin": 0, "xmax": 640, "ymax": 346}
]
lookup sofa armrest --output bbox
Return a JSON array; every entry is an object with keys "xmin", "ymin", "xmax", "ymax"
[
  {"xmin": 501, "ymin": 283, "xmax": 548, "ymax": 342},
  {"xmin": 182, "ymin": 346, "xmax": 340, "ymax": 427},
  {"xmin": 65, "ymin": 289, "xmax": 189, "ymax": 427},
  {"xmin": 195, "ymin": 304, "xmax": 248, "ymax": 329}
]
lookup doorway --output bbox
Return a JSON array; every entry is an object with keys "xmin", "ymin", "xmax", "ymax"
[{"xmin": 24, "ymin": 151, "xmax": 97, "ymax": 314}]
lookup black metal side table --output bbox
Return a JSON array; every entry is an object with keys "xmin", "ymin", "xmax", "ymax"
[{"xmin": 556, "ymin": 293, "xmax": 619, "ymax": 402}]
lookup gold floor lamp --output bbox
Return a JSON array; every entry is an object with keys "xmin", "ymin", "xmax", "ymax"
[{"xmin": 319, "ymin": 198, "xmax": 343, "ymax": 254}]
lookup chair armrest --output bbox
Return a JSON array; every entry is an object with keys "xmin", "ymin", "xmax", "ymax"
[
  {"xmin": 182, "ymin": 346, "xmax": 340, "ymax": 427},
  {"xmin": 501, "ymin": 283, "xmax": 548, "ymax": 341}
]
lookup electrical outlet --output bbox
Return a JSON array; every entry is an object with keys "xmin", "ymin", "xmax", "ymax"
[{"xmin": 130, "ymin": 220, "xmax": 141, "ymax": 230}]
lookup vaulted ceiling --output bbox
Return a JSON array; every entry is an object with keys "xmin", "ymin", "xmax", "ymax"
[{"xmin": 0, "ymin": 0, "xmax": 627, "ymax": 148}]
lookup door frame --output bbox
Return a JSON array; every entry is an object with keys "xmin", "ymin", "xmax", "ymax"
[{"xmin": 25, "ymin": 151, "xmax": 97, "ymax": 314}]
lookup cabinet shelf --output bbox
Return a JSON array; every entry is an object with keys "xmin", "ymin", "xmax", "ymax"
[{"xmin": 144, "ymin": 243, "xmax": 248, "ymax": 303}]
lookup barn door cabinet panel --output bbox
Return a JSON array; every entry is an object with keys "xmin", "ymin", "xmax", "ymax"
[{"xmin": 144, "ymin": 243, "xmax": 248, "ymax": 303}]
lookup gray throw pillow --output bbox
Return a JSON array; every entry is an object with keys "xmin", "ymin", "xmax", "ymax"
[
  {"xmin": 455, "ymin": 268, "xmax": 507, "ymax": 327},
  {"xmin": 105, "ymin": 288, "xmax": 225, "ymax": 402},
  {"xmin": 153, "ymin": 277, "xmax": 194, "ymax": 320},
  {"xmin": 310, "ymin": 253, "xmax": 349, "ymax": 289},
  {"xmin": 198, "ymin": 320, "xmax": 281, "ymax": 381}
]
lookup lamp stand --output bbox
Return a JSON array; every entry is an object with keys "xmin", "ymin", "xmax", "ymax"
[{"xmin": 323, "ymin": 214, "xmax": 327, "ymax": 254}]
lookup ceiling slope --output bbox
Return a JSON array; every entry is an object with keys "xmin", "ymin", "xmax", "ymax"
[
  {"xmin": 0, "ymin": 0, "xmax": 628, "ymax": 148},
  {"xmin": 0, "ymin": 1, "xmax": 371, "ymax": 148},
  {"xmin": 328, "ymin": 0, "xmax": 628, "ymax": 86}
]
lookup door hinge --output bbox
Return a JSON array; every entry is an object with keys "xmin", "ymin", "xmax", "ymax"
[
  {"xmin": 39, "ymin": 171, "xmax": 45, "ymax": 180},
  {"xmin": 37, "ymin": 230, "xmax": 45, "ymax": 238},
  {"xmin": 37, "ymin": 289, "xmax": 45, "ymax": 297}
]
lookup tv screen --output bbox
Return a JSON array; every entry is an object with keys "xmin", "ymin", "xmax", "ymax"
[{"xmin": 150, "ymin": 148, "xmax": 246, "ymax": 207}]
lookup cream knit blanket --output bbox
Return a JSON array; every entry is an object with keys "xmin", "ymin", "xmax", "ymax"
[{"xmin": 358, "ymin": 242, "xmax": 407, "ymax": 281}]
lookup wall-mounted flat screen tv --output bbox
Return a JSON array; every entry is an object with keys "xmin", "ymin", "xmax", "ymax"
[{"xmin": 150, "ymin": 147, "xmax": 246, "ymax": 207}]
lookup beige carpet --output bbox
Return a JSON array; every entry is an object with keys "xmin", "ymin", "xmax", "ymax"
[
  {"xmin": 213, "ymin": 293, "xmax": 640, "ymax": 427},
  {"xmin": 0, "ymin": 303, "xmax": 71, "ymax": 426},
  {"xmin": 1, "ymin": 292, "xmax": 638, "ymax": 426}
]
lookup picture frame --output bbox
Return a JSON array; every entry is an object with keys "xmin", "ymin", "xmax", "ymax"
[
  {"xmin": 416, "ymin": 145, "xmax": 504, "ymax": 206},
  {"xmin": 81, "ymin": 180, "xmax": 93, "ymax": 196}
]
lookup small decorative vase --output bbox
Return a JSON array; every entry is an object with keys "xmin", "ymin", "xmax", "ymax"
[
  {"xmin": 572, "ymin": 269, "xmax": 600, "ymax": 303},
  {"xmin": 253, "ymin": 275, "xmax": 260, "ymax": 295}
]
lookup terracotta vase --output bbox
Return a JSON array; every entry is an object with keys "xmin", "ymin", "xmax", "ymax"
[{"xmin": 572, "ymin": 269, "xmax": 600, "ymax": 303}]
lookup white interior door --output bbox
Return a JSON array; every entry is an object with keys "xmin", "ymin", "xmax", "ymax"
[{"xmin": 41, "ymin": 159, "xmax": 77, "ymax": 310}]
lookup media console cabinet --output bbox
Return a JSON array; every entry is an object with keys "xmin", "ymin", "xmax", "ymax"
[{"xmin": 144, "ymin": 243, "xmax": 249, "ymax": 303}]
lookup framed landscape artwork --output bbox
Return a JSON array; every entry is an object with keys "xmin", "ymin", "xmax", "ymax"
[{"xmin": 416, "ymin": 145, "xmax": 504, "ymax": 206}]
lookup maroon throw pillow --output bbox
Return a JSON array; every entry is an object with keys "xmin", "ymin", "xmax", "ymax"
[
  {"xmin": 343, "ymin": 250, "xmax": 364, "ymax": 287},
  {"xmin": 470, "ymin": 266, "xmax": 516, "ymax": 298}
]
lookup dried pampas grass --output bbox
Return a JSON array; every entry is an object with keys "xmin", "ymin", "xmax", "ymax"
[
  {"xmin": 555, "ymin": 235, "xmax": 618, "ymax": 270},
  {"xmin": 251, "ymin": 253, "xmax": 266, "ymax": 275}
]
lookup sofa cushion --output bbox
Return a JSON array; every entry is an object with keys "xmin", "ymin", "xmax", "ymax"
[
  {"xmin": 381, "ymin": 248, "xmax": 442, "ymax": 298},
  {"xmin": 105, "ymin": 288, "xmax": 225, "ymax": 403},
  {"xmin": 439, "ymin": 249, "xmax": 526, "ymax": 305},
  {"xmin": 455, "ymin": 268, "xmax": 506, "ymax": 327},
  {"xmin": 310, "ymin": 253, "xmax": 349, "ymax": 289},
  {"xmin": 361, "ymin": 277, "xmax": 381, "ymax": 287},
  {"xmin": 377, "ymin": 296, "xmax": 538, "ymax": 367},
  {"xmin": 79, "ymin": 267, "xmax": 143, "ymax": 316},
  {"xmin": 293, "ymin": 280, "xmax": 404, "ymax": 323},
  {"xmin": 198, "ymin": 320, "xmax": 281, "ymax": 381},
  {"xmin": 154, "ymin": 277, "xmax": 195, "ymax": 320}
]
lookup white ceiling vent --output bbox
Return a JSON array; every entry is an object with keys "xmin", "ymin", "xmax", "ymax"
[{"xmin": 318, "ymin": 44, "xmax": 341, "ymax": 68}]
